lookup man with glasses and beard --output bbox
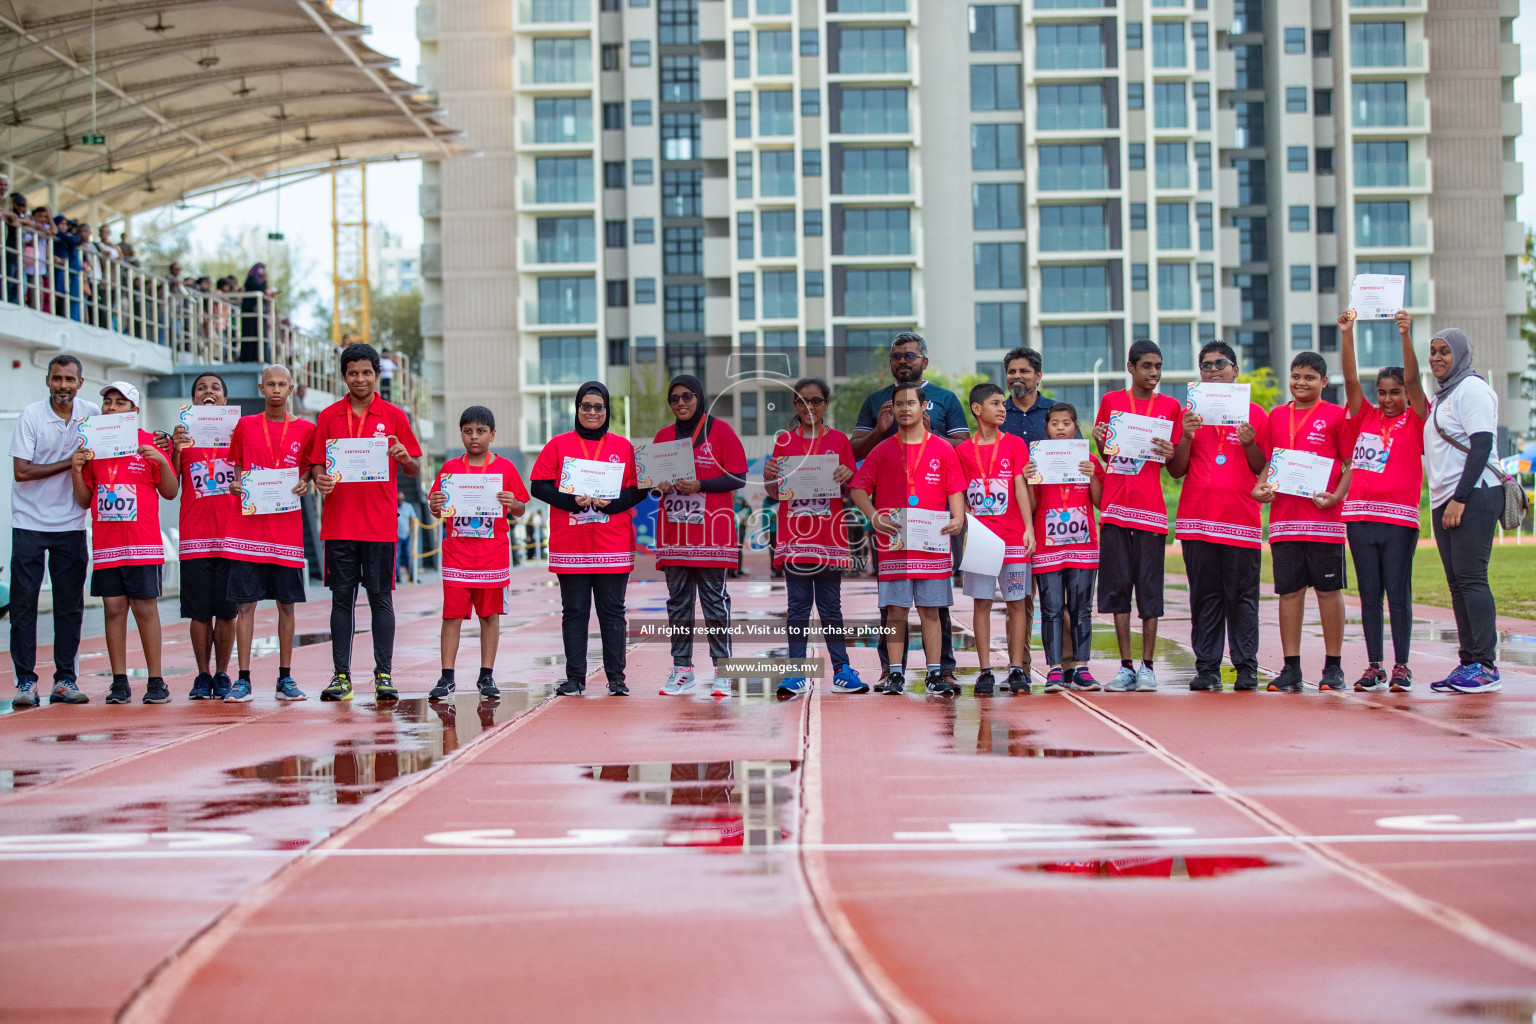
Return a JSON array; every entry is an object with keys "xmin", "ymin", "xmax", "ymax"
[
  {"xmin": 1000, "ymin": 346, "xmax": 1053, "ymax": 446},
  {"xmin": 850, "ymin": 332, "xmax": 970, "ymax": 688}
]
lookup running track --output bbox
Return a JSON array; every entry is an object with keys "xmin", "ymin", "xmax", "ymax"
[{"xmin": 2, "ymin": 564, "xmax": 1534, "ymax": 1023}]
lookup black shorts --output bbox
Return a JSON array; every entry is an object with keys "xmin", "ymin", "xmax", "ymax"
[
  {"xmin": 179, "ymin": 556, "xmax": 237, "ymax": 622},
  {"xmin": 1272, "ymin": 540, "xmax": 1348, "ymax": 595},
  {"xmin": 323, "ymin": 539, "xmax": 396, "ymax": 593},
  {"xmin": 227, "ymin": 560, "xmax": 308, "ymax": 605},
  {"xmin": 1096, "ymin": 522, "xmax": 1166, "ymax": 619},
  {"xmin": 91, "ymin": 564, "xmax": 163, "ymax": 600}
]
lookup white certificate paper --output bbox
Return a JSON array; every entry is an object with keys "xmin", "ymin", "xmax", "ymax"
[
  {"xmin": 559, "ymin": 457, "xmax": 623, "ymax": 500},
  {"xmin": 1026, "ymin": 440, "xmax": 1091, "ymax": 485},
  {"xmin": 957, "ymin": 514, "xmax": 1005, "ymax": 576},
  {"xmin": 240, "ymin": 468, "xmax": 301, "ymax": 516},
  {"xmin": 76, "ymin": 411, "xmax": 139, "ymax": 459},
  {"xmin": 178, "ymin": 405, "xmax": 240, "ymax": 448},
  {"xmin": 1185, "ymin": 382, "xmax": 1252, "ymax": 426},
  {"xmin": 778, "ymin": 453, "xmax": 842, "ymax": 501},
  {"xmin": 892, "ymin": 508, "xmax": 951, "ymax": 555},
  {"xmin": 325, "ymin": 437, "xmax": 390, "ymax": 483},
  {"xmin": 633, "ymin": 438, "xmax": 696, "ymax": 488},
  {"xmin": 1104, "ymin": 411, "xmax": 1174, "ymax": 464},
  {"xmin": 439, "ymin": 474, "xmax": 502, "ymax": 519},
  {"xmin": 1349, "ymin": 274, "xmax": 1406, "ymax": 320},
  {"xmin": 1266, "ymin": 449, "xmax": 1334, "ymax": 498}
]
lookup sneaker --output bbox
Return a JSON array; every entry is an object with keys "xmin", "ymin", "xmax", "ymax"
[
  {"xmin": 1430, "ymin": 665, "xmax": 1472, "ymax": 693},
  {"xmin": 1354, "ymin": 666, "xmax": 1388, "ymax": 692},
  {"xmin": 973, "ymin": 670, "xmax": 996, "ymax": 697},
  {"xmin": 1105, "ymin": 666, "xmax": 1137, "ymax": 692},
  {"xmin": 1233, "ymin": 672, "xmax": 1258, "ymax": 692},
  {"xmin": 709, "ymin": 675, "xmax": 732, "ymax": 698},
  {"xmin": 105, "ymin": 679, "xmax": 131, "ymax": 704},
  {"xmin": 777, "ymin": 676, "xmax": 808, "ymax": 697},
  {"xmin": 49, "ymin": 679, "xmax": 88, "ymax": 705},
  {"xmin": 1319, "ymin": 664, "xmax": 1348, "ymax": 692},
  {"xmin": 1388, "ymin": 665, "xmax": 1412, "ymax": 692},
  {"xmin": 1190, "ymin": 672, "xmax": 1223, "ymax": 692},
  {"xmin": 880, "ymin": 669, "xmax": 906, "ymax": 695},
  {"xmin": 143, "ymin": 678, "xmax": 171, "ymax": 704},
  {"xmin": 831, "ymin": 666, "xmax": 869, "ymax": 694},
  {"xmin": 1069, "ymin": 667, "xmax": 1100, "ymax": 692},
  {"xmin": 373, "ymin": 673, "xmax": 398, "ymax": 701},
  {"xmin": 429, "ymin": 676, "xmax": 456, "ymax": 701},
  {"xmin": 276, "ymin": 677, "xmax": 307, "ymax": 701},
  {"xmin": 1267, "ymin": 664, "xmax": 1304, "ymax": 693},
  {"xmin": 1449, "ymin": 664, "xmax": 1502, "ymax": 694},
  {"xmin": 224, "ymin": 679, "xmax": 253, "ymax": 703},
  {"xmin": 660, "ymin": 667, "xmax": 696, "ymax": 696},
  {"xmin": 320, "ymin": 673, "xmax": 353, "ymax": 701},
  {"xmin": 1042, "ymin": 667, "xmax": 1067, "ymax": 694},
  {"xmin": 925, "ymin": 670, "xmax": 959, "ymax": 696},
  {"xmin": 1004, "ymin": 667, "xmax": 1031, "ymax": 695},
  {"xmin": 608, "ymin": 680, "xmax": 629, "ymax": 696},
  {"xmin": 188, "ymin": 673, "xmax": 214, "ymax": 700},
  {"xmin": 477, "ymin": 677, "xmax": 501, "ymax": 699},
  {"xmin": 1135, "ymin": 665, "xmax": 1158, "ymax": 691},
  {"xmin": 12, "ymin": 680, "xmax": 38, "ymax": 709},
  {"xmin": 555, "ymin": 679, "xmax": 586, "ymax": 696},
  {"xmin": 211, "ymin": 672, "xmax": 232, "ymax": 700}
]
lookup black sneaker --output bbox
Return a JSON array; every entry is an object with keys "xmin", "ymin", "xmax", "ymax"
[
  {"xmin": 973, "ymin": 670, "xmax": 996, "ymax": 697},
  {"xmin": 1267, "ymin": 664, "xmax": 1304, "ymax": 693},
  {"xmin": 320, "ymin": 673, "xmax": 353, "ymax": 701},
  {"xmin": 105, "ymin": 679, "xmax": 131, "ymax": 704},
  {"xmin": 142, "ymin": 678, "xmax": 170, "ymax": 704},
  {"xmin": 1388, "ymin": 664, "xmax": 1413, "ymax": 692},
  {"xmin": 926, "ymin": 670, "xmax": 959, "ymax": 696},
  {"xmin": 188, "ymin": 672, "xmax": 214, "ymax": 700},
  {"xmin": 608, "ymin": 680, "xmax": 629, "ymax": 696},
  {"xmin": 374, "ymin": 673, "xmax": 398, "ymax": 701},
  {"xmin": 880, "ymin": 669, "xmax": 906, "ymax": 695},
  {"xmin": 211, "ymin": 672, "xmax": 232, "ymax": 700},
  {"xmin": 1319, "ymin": 664, "xmax": 1348, "ymax": 691},
  {"xmin": 429, "ymin": 676, "xmax": 455, "ymax": 701},
  {"xmin": 1354, "ymin": 666, "xmax": 1388, "ymax": 692},
  {"xmin": 1189, "ymin": 673, "xmax": 1222, "ymax": 692},
  {"xmin": 477, "ymin": 676, "xmax": 501, "ymax": 698},
  {"xmin": 555, "ymin": 679, "xmax": 586, "ymax": 696},
  {"xmin": 1004, "ymin": 667, "xmax": 1031, "ymax": 694},
  {"xmin": 1233, "ymin": 672, "xmax": 1259, "ymax": 692}
]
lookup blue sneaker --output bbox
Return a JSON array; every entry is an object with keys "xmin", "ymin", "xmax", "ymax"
[
  {"xmin": 831, "ymin": 666, "xmax": 869, "ymax": 694},
  {"xmin": 776, "ymin": 676, "xmax": 808, "ymax": 697},
  {"xmin": 211, "ymin": 672, "xmax": 233, "ymax": 699},
  {"xmin": 1449, "ymin": 664, "xmax": 1502, "ymax": 694},
  {"xmin": 224, "ymin": 679, "xmax": 253, "ymax": 703},
  {"xmin": 1430, "ymin": 664, "xmax": 1473, "ymax": 692},
  {"xmin": 275, "ymin": 677, "xmax": 307, "ymax": 701},
  {"xmin": 12, "ymin": 679, "xmax": 39, "ymax": 709},
  {"xmin": 188, "ymin": 673, "xmax": 214, "ymax": 700}
]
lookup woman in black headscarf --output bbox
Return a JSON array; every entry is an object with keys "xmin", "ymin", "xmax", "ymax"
[
  {"xmin": 238, "ymin": 262, "xmax": 271, "ymax": 363},
  {"xmin": 529, "ymin": 382, "xmax": 646, "ymax": 696}
]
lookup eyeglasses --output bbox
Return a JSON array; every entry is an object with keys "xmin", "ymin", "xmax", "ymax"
[
  {"xmin": 1199, "ymin": 358, "xmax": 1233, "ymax": 372},
  {"xmin": 795, "ymin": 396, "xmax": 827, "ymax": 407},
  {"xmin": 890, "ymin": 352, "xmax": 924, "ymax": 363},
  {"xmin": 667, "ymin": 392, "xmax": 698, "ymax": 405},
  {"xmin": 578, "ymin": 403, "xmax": 607, "ymax": 414}
]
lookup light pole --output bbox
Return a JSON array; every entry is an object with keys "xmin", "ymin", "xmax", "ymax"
[{"xmin": 1091, "ymin": 357, "xmax": 1104, "ymax": 414}]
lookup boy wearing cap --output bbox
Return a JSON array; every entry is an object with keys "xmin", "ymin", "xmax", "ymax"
[{"xmin": 70, "ymin": 381, "xmax": 179, "ymax": 704}]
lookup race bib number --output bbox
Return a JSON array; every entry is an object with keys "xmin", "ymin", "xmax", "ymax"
[
  {"xmin": 190, "ymin": 459, "xmax": 237, "ymax": 497},
  {"xmin": 1043, "ymin": 507, "xmax": 1092, "ymax": 547},
  {"xmin": 663, "ymin": 491, "xmax": 706, "ymax": 525},
  {"xmin": 95, "ymin": 484, "xmax": 137, "ymax": 522},
  {"xmin": 1106, "ymin": 454, "xmax": 1146, "ymax": 476},
  {"xmin": 572, "ymin": 508, "xmax": 609, "ymax": 525},
  {"xmin": 966, "ymin": 478, "xmax": 1009, "ymax": 516},
  {"xmin": 788, "ymin": 497, "xmax": 831, "ymax": 517},
  {"xmin": 452, "ymin": 516, "xmax": 496, "ymax": 539},
  {"xmin": 1352, "ymin": 432, "xmax": 1389, "ymax": 474}
]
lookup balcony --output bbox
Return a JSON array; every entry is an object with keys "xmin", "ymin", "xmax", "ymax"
[
  {"xmin": 523, "ymin": 300, "xmax": 598, "ymax": 327},
  {"xmin": 1351, "ymin": 100, "xmax": 1429, "ymax": 134},
  {"xmin": 1506, "ymin": 161, "xmax": 1525, "ymax": 197},
  {"xmin": 1034, "ymin": 45, "xmax": 1110, "ymax": 72},
  {"xmin": 520, "ymin": 118, "xmax": 594, "ymax": 146},
  {"xmin": 417, "ymin": 4, "xmax": 437, "ymax": 41},
  {"xmin": 523, "ymin": 357, "xmax": 600, "ymax": 389},
  {"xmin": 419, "ymin": 183, "xmax": 441, "ymax": 219},
  {"xmin": 1350, "ymin": 0, "xmax": 1428, "ymax": 10},
  {"xmin": 1502, "ymin": 42, "xmax": 1521, "ymax": 78},
  {"xmin": 517, "ymin": 0, "xmax": 592, "ymax": 26},
  {"xmin": 706, "ymin": 295, "xmax": 733, "ymax": 336},
  {"xmin": 1350, "ymin": 41, "xmax": 1428, "ymax": 73},
  {"xmin": 518, "ymin": 52, "xmax": 593, "ymax": 88},
  {"xmin": 521, "ymin": 179, "xmax": 596, "ymax": 206},
  {"xmin": 1405, "ymin": 279, "xmax": 1434, "ymax": 311},
  {"xmin": 1355, "ymin": 220, "xmax": 1431, "ymax": 252},
  {"xmin": 521, "ymin": 239, "xmax": 597, "ymax": 266},
  {"xmin": 421, "ymin": 242, "xmax": 443, "ymax": 278},
  {"xmin": 1504, "ymin": 102, "xmax": 1523, "ymax": 138},
  {"xmin": 1507, "ymin": 221, "xmax": 1528, "ymax": 257},
  {"xmin": 1353, "ymin": 161, "xmax": 1430, "ymax": 192}
]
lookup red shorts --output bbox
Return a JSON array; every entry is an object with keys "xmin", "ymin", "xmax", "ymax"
[{"xmin": 443, "ymin": 585, "xmax": 507, "ymax": 620}]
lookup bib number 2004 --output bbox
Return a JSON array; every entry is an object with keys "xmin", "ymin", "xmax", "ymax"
[{"xmin": 1044, "ymin": 507, "xmax": 1090, "ymax": 547}]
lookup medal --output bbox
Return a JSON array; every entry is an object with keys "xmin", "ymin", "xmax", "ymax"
[
  {"xmin": 1215, "ymin": 454, "xmax": 1227, "ymax": 465},
  {"xmin": 900, "ymin": 432, "xmax": 930, "ymax": 510},
  {"xmin": 908, "ymin": 494, "xmax": 919, "ymax": 506}
]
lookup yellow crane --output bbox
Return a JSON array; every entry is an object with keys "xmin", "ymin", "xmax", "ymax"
[{"xmin": 328, "ymin": 0, "xmax": 370, "ymax": 347}]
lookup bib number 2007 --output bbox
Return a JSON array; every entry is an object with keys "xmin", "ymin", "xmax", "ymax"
[{"xmin": 95, "ymin": 484, "xmax": 137, "ymax": 522}]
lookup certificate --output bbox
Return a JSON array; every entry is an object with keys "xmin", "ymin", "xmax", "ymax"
[
  {"xmin": 559, "ymin": 456, "xmax": 623, "ymax": 500},
  {"xmin": 1103, "ymin": 411, "xmax": 1174, "ymax": 464},
  {"xmin": 1025, "ymin": 440, "xmax": 1090, "ymax": 485},
  {"xmin": 76, "ymin": 411, "xmax": 138, "ymax": 459},
  {"xmin": 1266, "ymin": 449, "xmax": 1334, "ymax": 498},
  {"xmin": 889, "ymin": 508, "xmax": 950, "ymax": 555},
  {"xmin": 957, "ymin": 514, "xmax": 1005, "ymax": 576},
  {"xmin": 240, "ymin": 468, "xmax": 301, "ymax": 516},
  {"xmin": 1185, "ymin": 382, "xmax": 1251, "ymax": 426},
  {"xmin": 778, "ymin": 453, "xmax": 842, "ymax": 501},
  {"xmin": 439, "ymin": 474, "xmax": 502, "ymax": 519},
  {"xmin": 633, "ymin": 438, "xmax": 696, "ymax": 488},
  {"xmin": 178, "ymin": 405, "xmax": 239, "ymax": 448},
  {"xmin": 324, "ymin": 437, "xmax": 390, "ymax": 483},
  {"xmin": 1349, "ymin": 274, "xmax": 1406, "ymax": 320}
]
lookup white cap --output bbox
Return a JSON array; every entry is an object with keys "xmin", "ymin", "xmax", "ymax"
[{"xmin": 100, "ymin": 380, "xmax": 140, "ymax": 407}]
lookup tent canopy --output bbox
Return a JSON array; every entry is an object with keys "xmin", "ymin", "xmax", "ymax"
[{"xmin": 0, "ymin": 0, "xmax": 465, "ymax": 219}]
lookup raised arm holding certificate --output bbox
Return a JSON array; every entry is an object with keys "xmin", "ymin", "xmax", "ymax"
[
  {"xmin": 1348, "ymin": 273, "xmax": 1406, "ymax": 320},
  {"xmin": 178, "ymin": 405, "xmax": 240, "ymax": 448},
  {"xmin": 240, "ymin": 468, "xmax": 301, "ymax": 515},
  {"xmin": 633, "ymin": 438, "xmax": 696, "ymax": 488},
  {"xmin": 76, "ymin": 411, "xmax": 139, "ymax": 458},
  {"xmin": 1103, "ymin": 411, "xmax": 1174, "ymax": 464},
  {"xmin": 778, "ymin": 453, "xmax": 842, "ymax": 500},
  {"xmin": 1185, "ymin": 382, "xmax": 1251, "ymax": 426},
  {"xmin": 559, "ymin": 457, "xmax": 624, "ymax": 500},
  {"xmin": 1266, "ymin": 449, "xmax": 1334, "ymax": 498},
  {"xmin": 324, "ymin": 437, "xmax": 390, "ymax": 482},
  {"xmin": 438, "ymin": 475, "xmax": 502, "ymax": 519},
  {"xmin": 1026, "ymin": 439, "xmax": 1091, "ymax": 484}
]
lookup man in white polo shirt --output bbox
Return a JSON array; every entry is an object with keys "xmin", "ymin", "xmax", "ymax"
[{"xmin": 9, "ymin": 354, "xmax": 100, "ymax": 707}]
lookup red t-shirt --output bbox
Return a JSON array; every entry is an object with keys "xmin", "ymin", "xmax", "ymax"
[
  {"xmin": 850, "ymin": 432, "xmax": 966, "ymax": 580},
  {"xmin": 956, "ymin": 433, "xmax": 1031, "ymax": 564},
  {"xmin": 1265, "ymin": 401, "xmax": 1348, "ymax": 544},
  {"xmin": 771, "ymin": 426, "xmax": 855, "ymax": 568},
  {"xmin": 82, "ymin": 429, "xmax": 165, "ymax": 568},
  {"xmin": 1341, "ymin": 403, "xmax": 1425, "ymax": 529},
  {"xmin": 176, "ymin": 443, "xmax": 239, "ymax": 560},
  {"xmin": 1174, "ymin": 403, "xmax": 1271, "ymax": 549},
  {"xmin": 308, "ymin": 394, "xmax": 422, "ymax": 544},
  {"xmin": 432, "ymin": 454, "xmax": 530, "ymax": 588},
  {"xmin": 1032, "ymin": 455, "xmax": 1102, "ymax": 573},
  {"xmin": 227, "ymin": 414, "xmax": 317, "ymax": 568},
  {"xmin": 530, "ymin": 430, "xmax": 638, "ymax": 574},
  {"xmin": 1094, "ymin": 390, "xmax": 1184, "ymax": 535},
  {"xmin": 655, "ymin": 418, "xmax": 748, "ymax": 569}
]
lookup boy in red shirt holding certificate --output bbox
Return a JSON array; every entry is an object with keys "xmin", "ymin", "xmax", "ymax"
[
  {"xmin": 428, "ymin": 406, "xmax": 529, "ymax": 701},
  {"xmin": 1252, "ymin": 351, "xmax": 1352, "ymax": 692},
  {"xmin": 226, "ymin": 365, "xmax": 316, "ymax": 703},
  {"xmin": 70, "ymin": 381, "xmax": 179, "ymax": 704},
  {"xmin": 850, "ymin": 380, "xmax": 967, "ymax": 696},
  {"xmin": 957, "ymin": 383, "xmax": 1035, "ymax": 695},
  {"xmin": 1029, "ymin": 404, "xmax": 1103, "ymax": 693}
]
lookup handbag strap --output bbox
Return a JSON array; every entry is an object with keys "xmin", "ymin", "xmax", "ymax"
[{"xmin": 1432, "ymin": 400, "xmax": 1510, "ymax": 486}]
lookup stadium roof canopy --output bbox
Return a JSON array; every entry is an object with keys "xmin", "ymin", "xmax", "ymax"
[{"xmin": 0, "ymin": 0, "xmax": 465, "ymax": 220}]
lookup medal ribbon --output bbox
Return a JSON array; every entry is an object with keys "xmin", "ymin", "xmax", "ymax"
[
  {"xmin": 346, "ymin": 395, "xmax": 374, "ymax": 439},
  {"xmin": 263, "ymin": 413, "xmax": 293, "ymax": 467},
  {"xmin": 900, "ymin": 432, "xmax": 930, "ymax": 507}
]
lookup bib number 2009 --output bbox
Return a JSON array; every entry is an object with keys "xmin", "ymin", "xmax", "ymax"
[
  {"xmin": 966, "ymin": 478, "xmax": 1008, "ymax": 516},
  {"xmin": 95, "ymin": 484, "xmax": 137, "ymax": 522},
  {"xmin": 1044, "ymin": 507, "xmax": 1090, "ymax": 547}
]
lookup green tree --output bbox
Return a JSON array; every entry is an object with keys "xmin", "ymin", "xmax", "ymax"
[
  {"xmin": 369, "ymin": 288, "xmax": 423, "ymax": 364},
  {"xmin": 1238, "ymin": 366, "xmax": 1283, "ymax": 410}
]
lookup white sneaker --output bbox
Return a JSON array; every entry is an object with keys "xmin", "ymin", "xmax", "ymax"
[
  {"xmin": 1134, "ymin": 665, "xmax": 1158, "ymax": 691},
  {"xmin": 661, "ymin": 667, "xmax": 696, "ymax": 696},
  {"xmin": 709, "ymin": 673, "xmax": 732, "ymax": 698},
  {"xmin": 1105, "ymin": 665, "xmax": 1137, "ymax": 692}
]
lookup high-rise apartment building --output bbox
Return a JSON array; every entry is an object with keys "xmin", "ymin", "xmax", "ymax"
[{"xmin": 418, "ymin": 0, "xmax": 1524, "ymax": 462}]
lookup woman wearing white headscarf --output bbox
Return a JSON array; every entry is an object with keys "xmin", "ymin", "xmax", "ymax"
[{"xmin": 1424, "ymin": 327, "xmax": 1503, "ymax": 693}]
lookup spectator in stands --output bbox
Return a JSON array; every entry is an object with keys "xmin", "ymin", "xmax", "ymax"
[
  {"xmin": 3, "ymin": 192, "xmax": 25, "ymax": 304},
  {"xmin": 379, "ymin": 349, "xmax": 397, "ymax": 402},
  {"xmin": 54, "ymin": 218, "xmax": 83, "ymax": 322},
  {"xmin": 27, "ymin": 206, "xmax": 53, "ymax": 313},
  {"xmin": 239, "ymin": 263, "xmax": 272, "ymax": 362}
]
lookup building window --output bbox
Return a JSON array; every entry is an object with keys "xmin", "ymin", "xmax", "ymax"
[
  {"xmin": 740, "ymin": 391, "xmax": 758, "ymax": 437},
  {"xmin": 1290, "ymin": 265, "xmax": 1311, "ymax": 292},
  {"xmin": 803, "ymin": 149, "xmax": 822, "ymax": 176},
  {"xmin": 733, "ymin": 31, "xmax": 750, "ymax": 77},
  {"xmin": 1193, "ymin": 82, "xmax": 1210, "ymax": 129},
  {"xmin": 632, "ymin": 158, "xmax": 654, "ymax": 185},
  {"xmin": 1286, "ymin": 87, "xmax": 1306, "ymax": 113},
  {"xmin": 1040, "ymin": 143, "xmax": 1108, "ymax": 189},
  {"xmin": 975, "ymin": 242, "xmax": 1025, "ymax": 289},
  {"xmin": 661, "ymin": 54, "xmax": 700, "ymax": 101},
  {"xmin": 802, "ymin": 88, "xmax": 821, "ymax": 116},
  {"xmin": 602, "ymin": 102, "xmax": 624, "ymax": 131},
  {"xmin": 608, "ymin": 337, "xmax": 630, "ymax": 366},
  {"xmin": 1193, "ymin": 21, "xmax": 1209, "ymax": 68},
  {"xmin": 804, "ymin": 209, "xmax": 824, "ymax": 235},
  {"xmin": 973, "ymin": 182, "xmax": 1024, "ymax": 229},
  {"xmin": 666, "ymin": 285, "xmax": 705, "ymax": 332},
  {"xmin": 1130, "ymin": 202, "xmax": 1147, "ymax": 230},
  {"xmin": 1353, "ymin": 81, "xmax": 1408, "ymax": 127},
  {"xmin": 1155, "ymin": 142, "xmax": 1188, "ymax": 189},
  {"xmin": 634, "ymin": 216, "xmax": 656, "ymax": 243},
  {"xmin": 761, "ymin": 149, "xmax": 795, "ymax": 195},
  {"xmin": 841, "ymin": 207, "xmax": 912, "ymax": 255},
  {"xmin": 1319, "ymin": 324, "xmax": 1338, "ymax": 352},
  {"xmin": 971, "ymin": 124, "xmax": 1022, "ymax": 170},
  {"xmin": 534, "ymin": 97, "xmax": 594, "ymax": 143},
  {"xmin": 636, "ymin": 337, "xmax": 657, "ymax": 363},
  {"xmin": 1316, "ymin": 147, "xmax": 1333, "ymax": 174},
  {"xmin": 759, "ymin": 90, "xmax": 795, "ymax": 135},
  {"xmin": 971, "ymin": 64, "xmax": 1023, "ymax": 111},
  {"xmin": 537, "ymin": 276, "xmax": 597, "ymax": 323},
  {"xmin": 763, "ymin": 270, "xmax": 797, "ymax": 318},
  {"xmin": 661, "ymin": 113, "xmax": 699, "ymax": 160},
  {"xmin": 1127, "ymin": 82, "xmax": 1144, "ymax": 110},
  {"xmin": 664, "ymin": 228, "xmax": 703, "ymax": 274},
  {"xmin": 1351, "ymin": 21, "xmax": 1407, "ymax": 68},
  {"xmin": 1287, "ymin": 146, "xmax": 1308, "ymax": 172},
  {"xmin": 605, "ymin": 219, "xmax": 627, "ymax": 249},
  {"xmin": 537, "ymin": 217, "xmax": 596, "ymax": 262},
  {"xmin": 734, "ymin": 91, "xmax": 752, "ymax": 138},
  {"xmin": 737, "ymin": 212, "xmax": 754, "ymax": 259},
  {"xmin": 1037, "ymin": 22, "xmax": 1107, "ymax": 69},
  {"xmin": 1038, "ymin": 203, "xmax": 1108, "ymax": 251},
  {"xmin": 838, "ymin": 268, "xmax": 913, "ymax": 316},
  {"xmin": 1195, "ymin": 142, "xmax": 1211, "ymax": 189},
  {"xmin": 801, "ymin": 28, "xmax": 819, "ymax": 56},
  {"xmin": 1319, "ymin": 266, "xmax": 1337, "ymax": 293},
  {"xmin": 1126, "ymin": 22, "xmax": 1143, "ymax": 50},
  {"xmin": 976, "ymin": 302, "xmax": 1025, "ymax": 349},
  {"xmin": 660, "ymin": 171, "xmax": 700, "ymax": 217},
  {"xmin": 738, "ymin": 273, "xmax": 756, "ymax": 320},
  {"xmin": 1292, "ymin": 323, "xmax": 1314, "ymax": 350},
  {"xmin": 761, "ymin": 209, "xmax": 796, "ymax": 257},
  {"xmin": 837, "ymin": 26, "xmax": 908, "ymax": 73},
  {"xmin": 537, "ymin": 157, "xmax": 594, "ymax": 202},
  {"xmin": 606, "ymin": 280, "xmax": 629, "ymax": 307},
  {"xmin": 1314, "ymin": 88, "xmax": 1332, "ymax": 116},
  {"xmin": 1131, "ymin": 263, "xmax": 1148, "ymax": 291},
  {"xmin": 1355, "ymin": 201, "xmax": 1412, "ymax": 248},
  {"xmin": 1198, "ymin": 262, "xmax": 1215, "ymax": 311},
  {"xmin": 1159, "ymin": 323, "xmax": 1193, "ymax": 370},
  {"xmin": 806, "ymin": 330, "xmax": 826, "ymax": 356},
  {"xmin": 1038, "ymin": 83, "xmax": 1108, "ymax": 130},
  {"xmin": 1157, "ymin": 262, "xmax": 1192, "ymax": 310},
  {"xmin": 759, "ymin": 29, "xmax": 793, "ymax": 74},
  {"xmin": 736, "ymin": 151, "xmax": 753, "ymax": 198},
  {"xmin": 659, "ymin": 0, "xmax": 699, "ymax": 44},
  {"xmin": 630, "ymin": 40, "xmax": 652, "ymax": 67},
  {"xmin": 839, "ymin": 146, "xmax": 910, "ymax": 194},
  {"xmin": 1152, "ymin": 22, "xmax": 1185, "ymax": 67},
  {"xmin": 837, "ymin": 87, "xmax": 908, "ymax": 134},
  {"xmin": 1233, "ymin": 44, "xmax": 1263, "ymax": 89},
  {"xmin": 634, "ymin": 277, "xmax": 656, "ymax": 304},
  {"xmin": 1039, "ymin": 264, "xmax": 1110, "ymax": 313},
  {"xmin": 1312, "ymin": 29, "xmax": 1331, "ymax": 57},
  {"xmin": 1041, "ymin": 323, "xmax": 1112, "ymax": 371},
  {"xmin": 970, "ymin": 4, "xmax": 1021, "ymax": 51},
  {"xmin": 604, "ymin": 161, "xmax": 625, "ymax": 190},
  {"xmin": 1196, "ymin": 203, "xmax": 1213, "ymax": 250},
  {"xmin": 1128, "ymin": 142, "xmax": 1145, "ymax": 170},
  {"xmin": 600, "ymin": 42, "xmax": 621, "ymax": 71},
  {"xmin": 1288, "ymin": 205, "xmax": 1310, "ymax": 231},
  {"xmin": 1156, "ymin": 202, "xmax": 1190, "ymax": 249},
  {"xmin": 1154, "ymin": 82, "xmax": 1186, "ymax": 129},
  {"xmin": 1235, "ymin": 158, "xmax": 1265, "ymax": 204},
  {"xmin": 1284, "ymin": 26, "xmax": 1305, "ymax": 54}
]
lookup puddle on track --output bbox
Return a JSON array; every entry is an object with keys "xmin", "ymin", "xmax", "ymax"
[
  {"xmin": 944, "ymin": 703, "xmax": 1136, "ymax": 758},
  {"xmin": 1440, "ymin": 998, "xmax": 1536, "ymax": 1021},
  {"xmin": 1022, "ymin": 855, "xmax": 1281, "ymax": 879}
]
